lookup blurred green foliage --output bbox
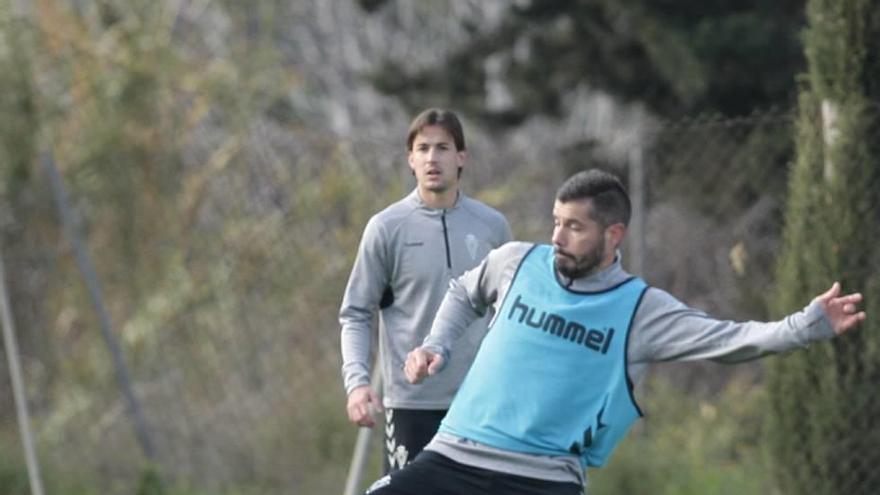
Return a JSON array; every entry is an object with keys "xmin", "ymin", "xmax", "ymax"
[
  {"xmin": 0, "ymin": 373, "xmax": 774, "ymax": 494},
  {"xmin": 0, "ymin": 1, "xmax": 404, "ymax": 492},
  {"xmin": 589, "ymin": 375, "xmax": 772, "ymax": 495},
  {"xmin": 0, "ymin": 0, "xmax": 876, "ymax": 493},
  {"xmin": 767, "ymin": 1, "xmax": 880, "ymax": 494}
]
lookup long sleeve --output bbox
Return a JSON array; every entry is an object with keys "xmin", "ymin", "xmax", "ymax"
[
  {"xmin": 423, "ymin": 242, "xmax": 531, "ymax": 363},
  {"xmin": 629, "ymin": 287, "xmax": 836, "ymax": 365},
  {"xmin": 421, "ymin": 263, "xmax": 487, "ymax": 362},
  {"xmin": 339, "ymin": 217, "xmax": 389, "ymax": 395}
]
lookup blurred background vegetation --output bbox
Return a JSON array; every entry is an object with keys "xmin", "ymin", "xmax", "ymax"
[{"xmin": 0, "ymin": 1, "xmax": 877, "ymax": 494}]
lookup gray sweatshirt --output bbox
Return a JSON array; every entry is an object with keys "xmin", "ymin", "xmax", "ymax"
[
  {"xmin": 422, "ymin": 241, "xmax": 836, "ymax": 486},
  {"xmin": 339, "ymin": 189, "xmax": 511, "ymax": 409}
]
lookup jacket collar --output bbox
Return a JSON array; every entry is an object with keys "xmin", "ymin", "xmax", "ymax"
[{"xmin": 407, "ymin": 188, "xmax": 463, "ymax": 211}]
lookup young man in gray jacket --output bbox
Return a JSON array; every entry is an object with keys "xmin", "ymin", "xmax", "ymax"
[
  {"xmin": 364, "ymin": 168, "xmax": 866, "ymax": 495},
  {"xmin": 339, "ymin": 108, "xmax": 512, "ymax": 472}
]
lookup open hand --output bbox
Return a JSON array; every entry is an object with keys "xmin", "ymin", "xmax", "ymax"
[{"xmin": 817, "ymin": 282, "xmax": 867, "ymax": 335}]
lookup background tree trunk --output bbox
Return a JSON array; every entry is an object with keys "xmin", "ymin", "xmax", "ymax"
[{"xmin": 768, "ymin": 0, "xmax": 880, "ymax": 493}]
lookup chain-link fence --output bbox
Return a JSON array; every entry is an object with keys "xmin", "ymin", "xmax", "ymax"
[{"xmin": 1, "ymin": 105, "xmax": 879, "ymax": 495}]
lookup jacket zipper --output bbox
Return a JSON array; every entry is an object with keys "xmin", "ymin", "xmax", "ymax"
[{"xmin": 441, "ymin": 210, "xmax": 452, "ymax": 269}]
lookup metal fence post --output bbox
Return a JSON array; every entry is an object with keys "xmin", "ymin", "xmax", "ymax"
[
  {"xmin": 627, "ymin": 119, "xmax": 647, "ymax": 277},
  {"xmin": 40, "ymin": 152, "xmax": 158, "ymax": 462},
  {"xmin": 343, "ymin": 357, "xmax": 383, "ymax": 495},
  {"xmin": 0, "ymin": 250, "xmax": 46, "ymax": 495}
]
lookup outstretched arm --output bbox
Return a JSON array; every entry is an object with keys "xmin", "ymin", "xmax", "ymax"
[
  {"xmin": 630, "ymin": 282, "xmax": 867, "ymax": 366},
  {"xmin": 815, "ymin": 282, "xmax": 866, "ymax": 335}
]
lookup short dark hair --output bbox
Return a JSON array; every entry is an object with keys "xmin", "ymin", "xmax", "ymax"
[
  {"xmin": 556, "ymin": 169, "xmax": 631, "ymax": 227},
  {"xmin": 406, "ymin": 108, "xmax": 466, "ymax": 151}
]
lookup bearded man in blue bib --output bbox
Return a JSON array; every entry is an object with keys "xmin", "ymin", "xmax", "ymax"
[{"xmin": 364, "ymin": 169, "xmax": 867, "ymax": 495}]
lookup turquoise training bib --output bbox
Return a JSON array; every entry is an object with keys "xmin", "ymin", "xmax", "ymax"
[{"xmin": 439, "ymin": 244, "xmax": 647, "ymax": 467}]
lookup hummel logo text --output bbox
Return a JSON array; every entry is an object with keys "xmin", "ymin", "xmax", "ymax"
[{"xmin": 507, "ymin": 294, "xmax": 614, "ymax": 354}]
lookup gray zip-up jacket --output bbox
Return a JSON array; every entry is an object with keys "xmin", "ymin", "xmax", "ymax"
[
  {"xmin": 421, "ymin": 241, "xmax": 837, "ymax": 485},
  {"xmin": 340, "ymin": 189, "xmax": 511, "ymax": 409}
]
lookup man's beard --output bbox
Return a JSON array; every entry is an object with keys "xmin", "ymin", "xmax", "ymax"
[{"xmin": 554, "ymin": 239, "xmax": 605, "ymax": 280}]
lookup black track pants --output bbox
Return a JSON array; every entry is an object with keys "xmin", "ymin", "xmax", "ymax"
[
  {"xmin": 366, "ymin": 451, "xmax": 584, "ymax": 495},
  {"xmin": 383, "ymin": 408, "xmax": 446, "ymax": 473}
]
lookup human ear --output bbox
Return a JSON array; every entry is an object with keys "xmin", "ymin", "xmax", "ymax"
[
  {"xmin": 407, "ymin": 151, "xmax": 416, "ymax": 175},
  {"xmin": 606, "ymin": 223, "xmax": 627, "ymax": 248}
]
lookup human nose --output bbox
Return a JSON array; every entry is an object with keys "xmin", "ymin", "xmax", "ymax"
[
  {"xmin": 426, "ymin": 146, "xmax": 438, "ymax": 162},
  {"xmin": 552, "ymin": 226, "xmax": 564, "ymax": 247}
]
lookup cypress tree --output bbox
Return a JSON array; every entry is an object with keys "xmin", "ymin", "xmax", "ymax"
[{"xmin": 767, "ymin": 0, "xmax": 880, "ymax": 494}]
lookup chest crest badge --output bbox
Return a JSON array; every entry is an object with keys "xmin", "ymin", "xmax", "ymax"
[{"xmin": 465, "ymin": 233, "xmax": 479, "ymax": 261}]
